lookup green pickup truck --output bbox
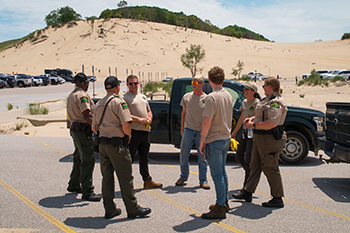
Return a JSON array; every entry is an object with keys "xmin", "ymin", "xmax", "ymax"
[
  {"xmin": 148, "ymin": 78, "xmax": 325, "ymax": 165},
  {"xmin": 319, "ymin": 102, "xmax": 350, "ymax": 163}
]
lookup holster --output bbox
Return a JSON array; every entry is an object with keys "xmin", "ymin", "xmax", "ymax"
[{"xmin": 272, "ymin": 125, "xmax": 284, "ymax": 140}]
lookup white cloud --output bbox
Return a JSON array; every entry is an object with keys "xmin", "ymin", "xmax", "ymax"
[{"xmin": 0, "ymin": 0, "xmax": 349, "ymax": 43}]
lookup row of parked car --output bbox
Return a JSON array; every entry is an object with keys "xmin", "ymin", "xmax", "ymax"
[
  {"xmin": 0, "ymin": 73, "xmax": 69, "ymax": 88},
  {"xmin": 302, "ymin": 69, "xmax": 350, "ymax": 80}
]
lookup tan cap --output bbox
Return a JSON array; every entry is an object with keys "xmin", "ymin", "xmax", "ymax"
[{"xmin": 241, "ymin": 82, "xmax": 258, "ymax": 92}]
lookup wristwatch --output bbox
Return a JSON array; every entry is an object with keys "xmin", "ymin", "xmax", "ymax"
[{"xmin": 253, "ymin": 122, "xmax": 256, "ymax": 129}]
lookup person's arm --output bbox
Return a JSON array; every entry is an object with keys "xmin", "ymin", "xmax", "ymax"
[
  {"xmin": 180, "ymin": 107, "xmax": 186, "ymax": 136},
  {"xmin": 122, "ymin": 121, "xmax": 132, "ymax": 143},
  {"xmin": 199, "ymin": 117, "xmax": 212, "ymax": 154},
  {"xmin": 146, "ymin": 109, "xmax": 153, "ymax": 124},
  {"xmin": 82, "ymin": 109, "xmax": 93, "ymax": 125},
  {"xmin": 246, "ymin": 120, "xmax": 277, "ymax": 130},
  {"xmin": 231, "ymin": 111, "xmax": 243, "ymax": 138}
]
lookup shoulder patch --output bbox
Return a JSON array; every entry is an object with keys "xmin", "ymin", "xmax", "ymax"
[
  {"xmin": 121, "ymin": 102, "xmax": 128, "ymax": 109},
  {"xmin": 250, "ymin": 106, "xmax": 255, "ymax": 111},
  {"xmin": 202, "ymin": 99, "xmax": 205, "ymax": 103},
  {"xmin": 270, "ymin": 102, "xmax": 279, "ymax": 108},
  {"xmin": 80, "ymin": 97, "xmax": 88, "ymax": 103},
  {"xmin": 142, "ymin": 96, "xmax": 146, "ymax": 100}
]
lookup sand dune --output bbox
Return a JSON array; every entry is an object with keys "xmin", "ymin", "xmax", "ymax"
[{"xmin": 1, "ymin": 18, "xmax": 350, "ymax": 82}]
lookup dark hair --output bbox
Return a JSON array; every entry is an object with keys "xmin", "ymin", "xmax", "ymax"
[
  {"xmin": 208, "ymin": 66, "xmax": 225, "ymax": 84},
  {"xmin": 265, "ymin": 77, "xmax": 283, "ymax": 94},
  {"xmin": 254, "ymin": 92, "xmax": 262, "ymax": 100},
  {"xmin": 126, "ymin": 74, "xmax": 138, "ymax": 83}
]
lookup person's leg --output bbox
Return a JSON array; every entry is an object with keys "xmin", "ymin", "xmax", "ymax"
[
  {"xmin": 73, "ymin": 131, "xmax": 95, "ymax": 196},
  {"xmin": 179, "ymin": 128, "xmax": 195, "ymax": 181},
  {"xmin": 137, "ymin": 131, "xmax": 152, "ymax": 181},
  {"xmin": 68, "ymin": 133, "xmax": 81, "ymax": 190},
  {"xmin": 129, "ymin": 130, "xmax": 141, "ymax": 164},
  {"xmin": 235, "ymin": 133, "xmax": 248, "ymax": 186},
  {"xmin": 244, "ymin": 136, "xmax": 262, "ymax": 194},
  {"xmin": 193, "ymin": 130, "xmax": 208, "ymax": 184},
  {"xmin": 243, "ymin": 138, "xmax": 254, "ymax": 187},
  {"xmin": 206, "ymin": 139, "xmax": 230, "ymax": 207},
  {"xmin": 99, "ymin": 144, "xmax": 117, "ymax": 215},
  {"xmin": 106, "ymin": 144, "xmax": 140, "ymax": 214}
]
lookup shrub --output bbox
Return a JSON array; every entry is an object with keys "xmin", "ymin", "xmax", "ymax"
[
  {"xmin": 297, "ymin": 80, "xmax": 305, "ymax": 86},
  {"xmin": 299, "ymin": 94, "xmax": 305, "ymax": 98},
  {"xmin": 26, "ymin": 103, "xmax": 49, "ymax": 115},
  {"xmin": 15, "ymin": 120, "xmax": 27, "ymax": 131},
  {"xmin": 330, "ymin": 76, "xmax": 346, "ymax": 82},
  {"xmin": 239, "ymin": 75, "xmax": 251, "ymax": 81},
  {"xmin": 7, "ymin": 103, "xmax": 13, "ymax": 111},
  {"xmin": 341, "ymin": 33, "xmax": 350, "ymax": 40}
]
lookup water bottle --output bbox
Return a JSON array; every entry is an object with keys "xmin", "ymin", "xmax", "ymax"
[{"xmin": 247, "ymin": 128, "xmax": 253, "ymax": 139}]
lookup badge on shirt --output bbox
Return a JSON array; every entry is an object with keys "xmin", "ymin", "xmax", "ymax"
[
  {"xmin": 270, "ymin": 102, "xmax": 279, "ymax": 108},
  {"xmin": 121, "ymin": 102, "xmax": 128, "ymax": 109},
  {"xmin": 80, "ymin": 97, "xmax": 88, "ymax": 103},
  {"xmin": 250, "ymin": 106, "xmax": 255, "ymax": 111},
  {"xmin": 142, "ymin": 96, "xmax": 146, "ymax": 100},
  {"xmin": 202, "ymin": 99, "xmax": 205, "ymax": 103}
]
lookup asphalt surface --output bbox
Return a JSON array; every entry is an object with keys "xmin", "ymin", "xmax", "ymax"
[{"xmin": 1, "ymin": 134, "xmax": 350, "ymax": 233}]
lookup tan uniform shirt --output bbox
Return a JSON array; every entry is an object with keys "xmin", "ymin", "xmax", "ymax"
[
  {"xmin": 202, "ymin": 88, "xmax": 233, "ymax": 144},
  {"xmin": 180, "ymin": 92, "xmax": 207, "ymax": 132},
  {"xmin": 92, "ymin": 93, "xmax": 132, "ymax": 138},
  {"xmin": 254, "ymin": 93, "xmax": 288, "ymax": 126},
  {"xmin": 240, "ymin": 98, "xmax": 259, "ymax": 130},
  {"xmin": 67, "ymin": 87, "xmax": 94, "ymax": 123},
  {"xmin": 123, "ymin": 92, "xmax": 151, "ymax": 132}
]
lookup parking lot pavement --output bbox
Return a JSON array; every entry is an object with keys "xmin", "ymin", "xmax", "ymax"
[{"xmin": 1, "ymin": 134, "xmax": 350, "ymax": 233}]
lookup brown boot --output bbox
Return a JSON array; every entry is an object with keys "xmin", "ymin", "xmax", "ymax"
[
  {"xmin": 143, "ymin": 179, "xmax": 163, "ymax": 189},
  {"xmin": 201, "ymin": 204, "xmax": 226, "ymax": 219},
  {"xmin": 209, "ymin": 200, "xmax": 230, "ymax": 213}
]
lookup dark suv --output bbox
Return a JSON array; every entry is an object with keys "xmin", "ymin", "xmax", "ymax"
[{"xmin": 0, "ymin": 76, "xmax": 16, "ymax": 88}]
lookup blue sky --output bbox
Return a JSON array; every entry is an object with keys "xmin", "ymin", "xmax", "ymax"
[{"xmin": 0, "ymin": 0, "xmax": 349, "ymax": 43}]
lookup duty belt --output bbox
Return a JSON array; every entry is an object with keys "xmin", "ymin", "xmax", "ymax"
[{"xmin": 253, "ymin": 129, "xmax": 274, "ymax": 134}]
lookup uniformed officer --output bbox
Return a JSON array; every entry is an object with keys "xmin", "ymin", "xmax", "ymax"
[
  {"xmin": 232, "ymin": 77, "xmax": 288, "ymax": 208},
  {"xmin": 66, "ymin": 72, "xmax": 100, "ymax": 201},
  {"xmin": 92, "ymin": 76, "xmax": 151, "ymax": 219},
  {"xmin": 123, "ymin": 75, "xmax": 162, "ymax": 189}
]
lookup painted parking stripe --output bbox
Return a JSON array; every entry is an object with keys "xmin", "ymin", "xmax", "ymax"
[{"xmin": 0, "ymin": 179, "xmax": 76, "ymax": 233}]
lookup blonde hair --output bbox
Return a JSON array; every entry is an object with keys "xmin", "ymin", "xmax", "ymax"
[
  {"xmin": 193, "ymin": 74, "xmax": 204, "ymax": 83},
  {"xmin": 265, "ymin": 77, "xmax": 283, "ymax": 94}
]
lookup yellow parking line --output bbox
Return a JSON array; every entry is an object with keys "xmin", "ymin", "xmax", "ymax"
[{"xmin": 0, "ymin": 179, "xmax": 76, "ymax": 233}]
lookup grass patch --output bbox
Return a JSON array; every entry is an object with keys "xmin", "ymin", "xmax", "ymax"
[
  {"xmin": 330, "ymin": 76, "xmax": 346, "ymax": 82},
  {"xmin": 299, "ymin": 94, "xmax": 305, "ymax": 98},
  {"xmin": 143, "ymin": 81, "xmax": 173, "ymax": 96},
  {"xmin": 15, "ymin": 120, "xmax": 28, "ymax": 131},
  {"xmin": 26, "ymin": 103, "xmax": 49, "ymax": 115}
]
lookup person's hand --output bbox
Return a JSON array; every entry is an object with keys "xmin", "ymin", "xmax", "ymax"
[
  {"xmin": 231, "ymin": 131, "xmax": 237, "ymax": 139},
  {"xmin": 199, "ymin": 141, "xmax": 206, "ymax": 155},
  {"xmin": 246, "ymin": 121, "xmax": 254, "ymax": 129}
]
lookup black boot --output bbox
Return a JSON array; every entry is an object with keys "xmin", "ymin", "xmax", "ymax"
[
  {"xmin": 262, "ymin": 197, "xmax": 284, "ymax": 208},
  {"xmin": 232, "ymin": 190, "xmax": 252, "ymax": 202},
  {"xmin": 202, "ymin": 204, "xmax": 226, "ymax": 219}
]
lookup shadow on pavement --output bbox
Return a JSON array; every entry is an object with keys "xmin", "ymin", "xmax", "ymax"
[
  {"xmin": 173, "ymin": 214, "xmax": 211, "ymax": 232},
  {"xmin": 228, "ymin": 201, "xmax": 273, "ymax": 219},
  {"xmin": 313, "ymin": 177, "xmax": 350, "ymax": 202},
  {"xmin": 39, "ymin": 193, "xmax": 89, "ymax": 208},
  {"xmin": 64, "ymin": 215, "xmax": 137, "ymax": 229},
  {"xmin": 162, "ymin": 185, "xmax": 200, "ymax": 194}
]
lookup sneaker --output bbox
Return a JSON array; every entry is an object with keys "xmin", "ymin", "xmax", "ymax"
[
  {"xmin": 232, "ymin": 190, "xmax": 252, "ymax": 202},
  {"xmin": 82, "ymin": 193, "xmax": 101, "ymax": 202},
  {"xmin": 127, "ymin": 207, "xmax": 151, "ymax": 218},
  {"xmin": 262, "ymin": 197, "xmax": 284, "ymax": 208},
  {"xmin": 143, "ymin": 179, "xmax": 163, "ymax": 189},
  {"xmin": 201, "ymin": 204, "xmax": 226, "ymax": 219},
  {"xmin": 175, "ymin": 178, "xmax": 186, "ymax": 186},
  {"xmin": 104, "ymin": 208, "xmax": 122, "ymax": 219},
  {"xmin": 200, "ymin": 182, "xmax": 210, "ymax": 189}
]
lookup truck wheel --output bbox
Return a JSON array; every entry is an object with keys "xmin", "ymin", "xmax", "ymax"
[
  {"xmin": 18, "ymin": 82, "xmax": 24, "ymax": 87},
  {"xmin": 279, "ymin": 131, "xmax": 309, "ymax": 165}
]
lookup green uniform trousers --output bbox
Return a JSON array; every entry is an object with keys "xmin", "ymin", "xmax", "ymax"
[
  {"xmin": 99, "ymin": 143, "xmax": 140, "ymax": 215},
  {"xmin": 69, "ymin": 129, "xmax": 95, "ymax": 196},
  {"xmin": 245, "ymin": 133, "xmax": 286, "ymax": 197}
]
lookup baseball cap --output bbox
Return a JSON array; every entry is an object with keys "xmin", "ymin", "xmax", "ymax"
[
  {"xmin": 241, "ymin": 82, "xmax": 258, "ymax": 92},
  {"xmin": 104, "ymin": 76, "xmax": 121, "ymax": 89},
  {"xmin": 73, "ymin": 73, "xmax": 88, "ymax": 83}
]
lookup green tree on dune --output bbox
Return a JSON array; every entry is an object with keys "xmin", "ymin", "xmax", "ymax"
[
  {"xmin": 180, "ymin": 44, "xmax": 206, "ymax": 78},
  {"xmin": 45, "ymin": 6, "xmax": 82, "ymax": 27}
]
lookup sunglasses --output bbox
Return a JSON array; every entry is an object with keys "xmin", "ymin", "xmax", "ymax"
[
  {"xmin": 128, "ymin": 82, "xmax": 139, "ymax": 86},
  {"xmin": 191, "ymin": 80, "xmax": 202, "ymax": 85}
]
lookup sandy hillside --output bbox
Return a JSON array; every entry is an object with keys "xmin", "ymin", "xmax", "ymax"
[{"xmin": 1, "ymin": 18, "xmax": 350, "ymax": 81}]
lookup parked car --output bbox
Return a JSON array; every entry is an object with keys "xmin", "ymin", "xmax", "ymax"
[
  {"xmin": 13, "ymin": 74, "xmax": 32, "ymax": 87},
  {"xmin": 0, "ymin": 76, "xmax": 16, "ymax": 88},
  {"xmin": 302, "ymin": 70, "xmax": 328, "ymax": 79},
  {"xmin": 243, "ymin": 72, "xmax": 268, "ymax": 81},
  {"xmin": 36, "ymin": 75, "xmax": 50, "ymax": 86},
  {"xmin": 88, "ymin": 75, "xmax": 97, "ymax": 82},
  {"xmin": 0, "ymin": 79, "xmax": 9, "ymax": 88},
  {"xmin": 162, "ymin": 77, "xmax": 173, "ymax": 82},
  {"xmin": 327, "ymin": 69, "xmax": 350, "ymax": 80},
  {"xmin": 39, "ymin": 74, "xmax": 59, "ymax": 85},
  {"xmin": 320, "ymin": 70, "xmax": 339, "ymax": 79},
  {"xmin": 28, "ymin": 75, "xmax": 43, "ymax": 86}
]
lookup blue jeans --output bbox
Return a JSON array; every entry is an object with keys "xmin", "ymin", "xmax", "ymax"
[
  {"xmin": 179, "ymin": 128, "xmax": 208, "ymax": 184},
  {"xmin": 205, "ymin": 139, "xmax": 230, "ymax": 206}
]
